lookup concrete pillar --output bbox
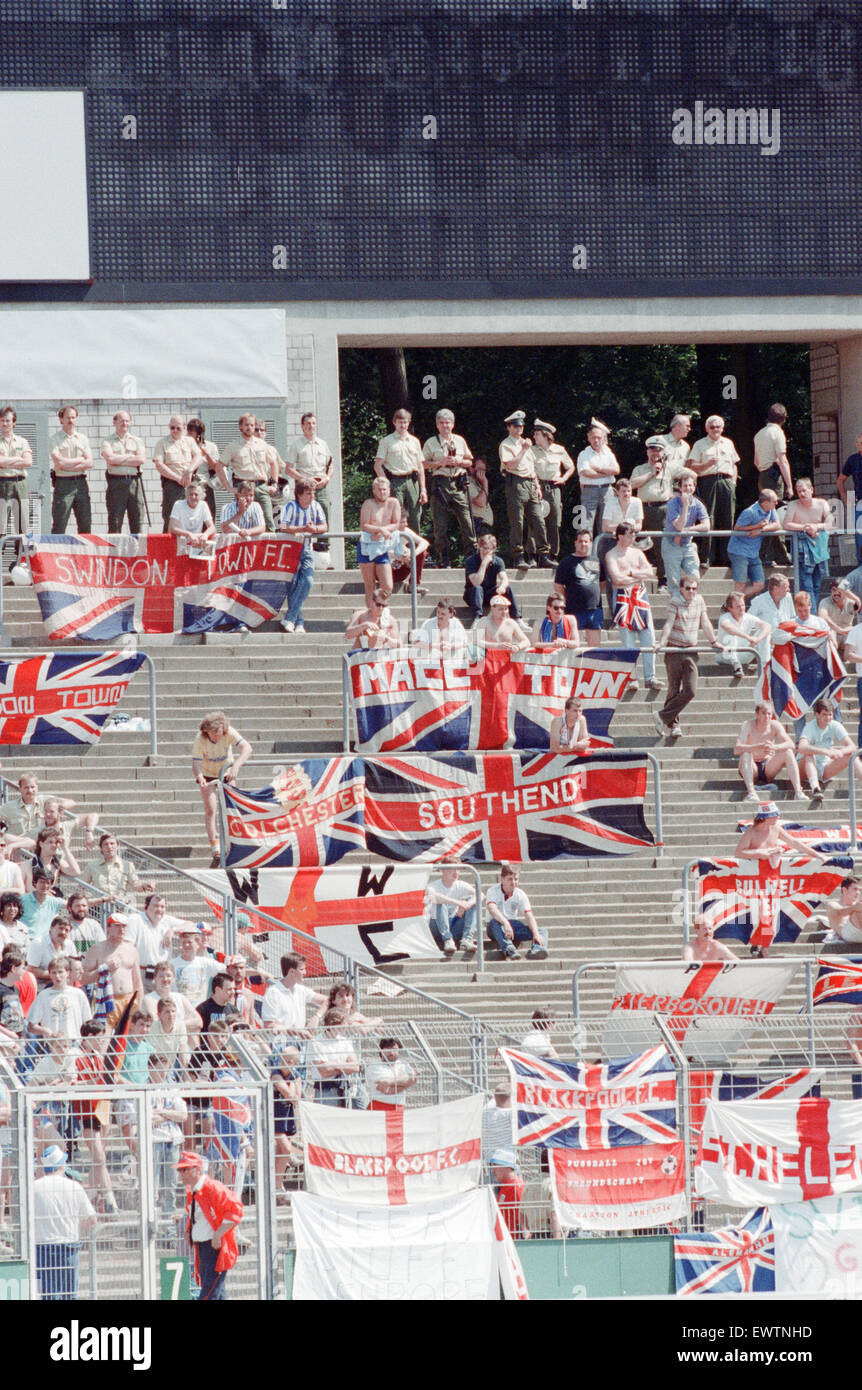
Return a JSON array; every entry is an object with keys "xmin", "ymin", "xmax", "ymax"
[
  {"xmin": 838, "ymin": 336, "xmax": 862, "ymax": 463},
  {"xmin": 312, "ymin": 332, "xmax": 345, "ymax": 570}
]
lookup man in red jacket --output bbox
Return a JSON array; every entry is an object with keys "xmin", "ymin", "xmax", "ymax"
[{"xmin": 176, "ymin": 1150, "xmax": 243, "ymax": 1300}]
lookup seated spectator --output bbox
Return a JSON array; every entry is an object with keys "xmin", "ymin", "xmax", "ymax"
[
  {"xmin": 797, "ymin": 698, "xmax": 862, "ymax": 806},
  {"xmin": 309, "ymin": 981, "xmax": 383, "ymax": 1036},
  {"xmin": 357, "ymin": 476, "xmax": 403, "ymax": 605},
  {"xmin": 412, "ymin": 599, "xmax": 469, "ymax": 655},
  {"xmin": 277, "ymin": 480, "xmax": 328, "ymax": 634},
  {"xmin": 365, "ymin": 1037, "xmax": 418, "ymax": 1111},
  {"xmin": 748, "ymin": 572, "xmax": 794, "ymax": 630},
  {"xmin": 0, "ymin": 946, "xmax": 26, "ymax": 1047},
  {"xmin": 261, "ymin": 953, "xmax": 327, "ymax": 1043},
  {"xmin": 819, "ymin": 580, "xmax": 861, "ymax": 655},
  {"xmin": 482, "ymin": 1081, "xmax": 513, "ymax": 1161},
  {"xmin": 463, "ymin": 534, "xmax": 521, "ymax": 625},
  {"xmin": 474, "ymin": 595, "xmax": 530, "ymax": 651},
  {"xmin": 486, "ymin": 864, "xmax": 548, "ymax": 961},
  {"xmin": 81, "ymin": 914, "xmax": 143, "ymax": 1030},
  {"xmin": 424, "ymin": 864, "xmax": 478, "ymax": 956},
  {"xmin": 489, "ymin": 1150, "xmax": 528, "ymax": 1238},
  {"xmin": 783, "ymin": 478, "xmax": 833, "ymax": 601},
  {"xmin": 305, "ymin": 1007, "xmax": 361, "ymax": 1107},
  {"xmin": 19, "ymin": 869, "xmax": 66, "ymax": 939},
  {"xmin": 809, "ymin": 875, "xmax": 862, "ymax": 948},
  {"xmin": 65, "ymin": 892, "xmax": 104, "ymax": 957},
  {"xmin": 683, "ymin": 914, "xmax": 739, "ymax": 962},
  {"xmin": 605, "ymin": 522, "xmax": 661, "ymax": 693},
  {"xmin": 734, "ymin": 701, "xmax": 804, "ymax": 803},
  {"xmin": 661, "ymin": 470, "xmax": 709, "ymax": 600},
  {"xmin": 168, "ymin": 480, "xmax": 215, "ymax": 549},
  {"xmin": 726, "ymin": 488, "xmax": 780, "ymax": 598},
  {"xmin": 716, "ymin": 592, "xmax": 771, "ymax": 678},
  {"xmin": 345, "ymin": 587, "xmax": 401, "ymax": 650},
  {"xmin": 389, "ymin": 506, "xmax": 429, "ymax": 597},
  {"xmin": 554, "ymin": 530, "xmax": 602, "ymax": 648},
  {"xmin": 0, "ymin": 892, "xmax": 24, "ymax": 951},
  {"xmin": 192, "ymin": 712, "xmax": 252, "ymax": 869},
  {"xmin": 26, "ymin": 954, "xmax": 92, "ymax": 1041},
  {"xmin": 519, "ymin": 1009, "xmax": 559, "ymax": 1058},
  {"xmin": 220, "ymin": 479, "xmax": 266, "ymax": 537},
  {"xmin": 549, "ymin": 697, "xmax": 590, "ymax": 755},
  {"xmin": 530, "ymin": 594, "xmax": 580, "ymax": 649},
  {"xmin": 80, "ymin": 833, "xmax": 153, "ymax": 906},
  {"xmin": 735, "ymin": 800, "xmax": 829, "ymax": 862}
]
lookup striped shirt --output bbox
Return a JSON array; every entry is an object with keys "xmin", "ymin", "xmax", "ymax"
[
  {"xmin": 664, "ymin": 594, "xmax": 709, "ymax": 648},
  {"xmin": 279, "ymin": 498, "xmax": 326, "ymax": 553}
]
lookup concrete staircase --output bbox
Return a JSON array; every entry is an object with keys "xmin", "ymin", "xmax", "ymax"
[{"xmin": 3, "ymin": 562, "xmax": 854, "ymax": 1026}]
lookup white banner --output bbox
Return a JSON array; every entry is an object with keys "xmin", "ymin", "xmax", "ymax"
[
  {"xmin": 194, "ymin": 865, "xmax": 438, "ymax": 976},
  {"xmin": 602, "ymin": 960, "xmax": 798, "ymax": 1061},
  {"xmin": 0, "ymin": 308, "xmax": 287, "ymax": 398},
  {"xmin": 290, "ymin": 1187, "xmax": 528, "ymax": 1300},
  {"xmin": 550, "ymin": 1142, "xmax": 686, "ymax": 1231},
  {"xmin": 697, "ymin": 1098, "xmax": 862, "ymax": 1206},
  {"xmin": 772, "ymin": 1192, "xmax": 862, "ymax": 1296},
  {"xmin": 300, "ymin": 1095, "xmax": 483, "ymax": 1206},
  {"xmin": 0, "ymin": 94, "xmax": 89, "ymax": 281}
]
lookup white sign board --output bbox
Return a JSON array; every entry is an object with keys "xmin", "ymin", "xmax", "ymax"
[{"xmin": 0, "ymin": 92, "xmax": 90, "ymax": 281}]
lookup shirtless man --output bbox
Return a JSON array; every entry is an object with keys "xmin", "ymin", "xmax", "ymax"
[
  {"xmin": 734, "ymin": 701, "xmax": 804, "ymax": 803},
  {"xmin": 735, "ymin": 801, "xmax": 828, "ymax": 862},
  {"xmin": 82, "ymin": 914, "xmax": 143, "ymax": 1027},
  {"xmin": 683, "ymin": 914, "xmax": 739, "ymax": 962},
  {"xmin": 604, "ymin": 522, "xmax": 661, "ymax": 692},
  {"xmin": 812, "ymin": 876, "xmax": 862, "ymax": 948},
  {"xmin": 358, "ymin": 476, "xmax": 403, "ymax": 605},
  {"xmin": 474, "ymin": 594, "xmax": 530, "ymax": 651},
  {"xmin": 782, "ymin": 478, "xmax": 833, "ymax": 602}
]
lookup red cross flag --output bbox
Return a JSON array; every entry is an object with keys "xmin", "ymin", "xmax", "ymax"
[{"xmin": 300, "ymin": 1095, "xmax": 483, "ymax": 1206}]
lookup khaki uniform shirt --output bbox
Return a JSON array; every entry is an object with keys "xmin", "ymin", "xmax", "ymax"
[
  {"xmin": 375, "ymin": 432, "xmax": 423, "ymax": 477},
  {"xmin": 499, "ymin": 436, "xmax": 535, "ymax": 479},
  {"xmin": 81, "ymin": 855, "xmax": 139, "ymax": 899},
  {"xmin": 753, "ymin": 423, "xmax": 787, "ymax": 471},
  {"xmin": 0, "ymin": 432, "xmax": 32, "ymax": 478},
  {"xmin": 153, "ymin": 434, "xmax": 199, "ymax": 479},
  {"xmin": 527, "ymin": 442, "xmax": 573, "ymax": 483},
  {"xmin": 422, "ymin": 433, "xmax": 472, "ymax": 477},
  {"xmin": 289, "ymin": 435, "xmax": 331, "ymax": 481},
  {"xmin": 223, "ymin": 437, "xmax": 271, "ymax": 483},
  {"xmin": 3, "ymin": 795, "xmax": 44, "ymax": 835},
  {"xmin": 101, "ymin": 433, "xmax": 146, "ymax": 477},
  {"xmin": 658, "ymin": 433, "xmax": 691, "ymax": 474},
  {"xmin": 689, "ymin": 435, "xmax": 740, "ymax": 477},
  {"xmin": 192, "ymin": 438, "xmax": 220, "ymax": 487},
  {"xmin": 630, "ymin": 461, "xmax": 676, "ymax": 503},
  {"xmin": 50, "ymin": 429, "xmax": 91, "ymax": 470}
]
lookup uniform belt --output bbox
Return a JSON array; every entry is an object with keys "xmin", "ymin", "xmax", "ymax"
[
  {"xmin": 383, "ymin": 468, "xmax": 418, "ymax": 482},
  {"xmin": 0, "ymin": 474, "xmax": 26, "ymax": 482},
  {"xmin": 232, "ymin": 474, "xmax": 266, "ymax": 486}
]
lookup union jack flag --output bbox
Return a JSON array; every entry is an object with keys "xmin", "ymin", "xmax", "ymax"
[
  {"xmin": 696, "ymin": 856, "xmax": 850, "ymax": 950},
  {"xmin": 813, "ymin": 956, "xmax": 862, "ymax": 1006},
  {"xmin": 613, "ymin": 583, "xmax": 651, "ymax": 632},
  {"xmin": 221, "ymin": 758, "xmax": 366, "ymax": 868},
  {"xmin": 499, "ymin": 1045, "xmax": 678, "ymax": 1149},
  {"xmin": 760, "ymin": 621, "xmax": 845, "ymax": 719},
  {"xmin": 208, "ymin": 1073, "xmax": 254, "ymax": 1164},
  {"xmin": 26, "ymin": 533, "xmax": 302, "ymax": 639},
  {"xmin": 348, "ymin": 647, "xmax": 637, "ymax": 752},
  {"xmin": 0, "ymin": 650, "xmax": 145, "ymax": 745},
  {"xmin": 688, "ymin": 1068, "xmax": 822, "ymax": 1133},
  {"xmin": 364, "ymin": 751, "xmax": 654, "ymax": 861},
  {"xmin": 674, "ymin": 1207, "xmax": 775, "ymax": 1295}
]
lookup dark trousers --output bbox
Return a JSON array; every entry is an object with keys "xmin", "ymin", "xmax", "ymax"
[
  {"xmin": 642, "ymin": 501, "xmax": 668, "ymax": 582},
  {"xmin": 463, "ymin": 582, "xmax": 520, "ymax": 621},
  {"xmin": 504, "ymin": 476, "xmax": 548, "ymax": 565},
  {"xmin": 759, "ymin": 466, "xmax": 791, "ymax": 565},
  {"xmin": 697, "ymin": 475, "xmax": 735, "ymax": 566},
  {"xmin": 160, "ymin": 478, "xmax": 186, "ymax": 531},
  {"xmin": 106, "ymin": 474, "xmax": 145, "ymax": 534},
  {"xmin": 429, "ymin": 475, "xmax": 475, "ymax": 563},
  {"xmin": 659, "ymin": 650, "xmax": 699, "ymax": 728},
  {"xmin": 52, "ymin": 476, "xmax": 92, "ymax": 534},
  {"xmin": 195, "ymin": 1239, "xmax": 228, "ymax": 1300}
]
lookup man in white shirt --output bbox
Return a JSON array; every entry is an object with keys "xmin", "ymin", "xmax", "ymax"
[
  {"xmin": 486, "ymin": 865, "xmax": 548, "ymax": 960},
  {"xmin": 482, "ymin": 1081, "xmax": 514, "ymax": 1160},
  {"xmin": 33, "ymin": 1144, "xmax": 96, "ymax": 1300},
  {"xmin": 171, "ymin": 927, "xmax": 221, "ymax": 1006},
  {"xmin": 688, "ymin": 414, "xmax": 740, "ymax": 567},
  {"xmin": 168, "ymin": 481, "xmax": 215, "ymax": 548},
  {"xmin": 365, "ymin": 1037, "xmax": 418, "ymax": 1110},
  {"xmin": 126, "ymin": 894, "xmax": 198, "ymax": 976},
  {"xmin": 575, "ymin": 418, "xmax": 619, "ymax": 537},
  {"xmin": 753, "ymin": 402, "xmax": 793, "ymax": 566},
  {"xmin": 261, "ymin": 953, "xmax": 327, "ymax": 1041},
  {"xmin": 748, "ymin": 573, "xmax": 795, "ymax": 668},
  {"xmin": 424, "ymin": 865, "xmax": 478, "ymax": 956}
]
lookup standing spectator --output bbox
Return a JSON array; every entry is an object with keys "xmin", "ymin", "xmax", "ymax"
[
  {"xmin": 574, "ymin": 418, "xmax": 619, "ymax": 537},
  {"xmin": 26, "ymin": 915, "xmax": 75, "ymax": 987},
  {"xmin": 520, "ymin": 1009, "xmax": 559, "ymax": 1058},
  {"xmin": 550, "ymin": 697, "xmax": 590, "ymax": 754},
  {"xmin": 192, "ymin": 711, "xmax": 252, "ymax": 867},
  {"xmin": 19, "ymin": 869, "xmax": 66, "ymax": 939},
  {"xmin": 261, "ymin": 954, "xmax": 327, "ymax": 1043},
  {"xmin": 791, "ymin": 588, "xmax": 831, "ymax": 636},
  {"xmin": 27, "ymin": 954, "xmax": 92, "ymax": 1040},
  {"xmin": 0, "ymin": 405, "xmax": 33, "ymax": 539},
  {"xmin": 474, "ymin": 595, "xmax": 530, "ymax": 651},
  {"xmin": 309, "ymin": 982, "xmax": 384, "ymax": 1037},
  {"xmin": 153, "ymin": 415, "xmax": 201, "ymax": 533},
  {"xmin": 80, "ymin": 833, "xmax": 153, "ymax": 906},
  {"xmin": 783, "ymin": 478, "xmax": 833, "ymax": 601},
  {"xmin": 285, "ymin": 411, "xmax": 334, "ymax": 546},
  {"xmin": 365, "ymin": 1038, "xmax": 417, "ymax": 1110},
  {"xmin": 527, "ymin": 419, "xmax": 575, "ymax": 565},
  {"xmin": 629, "ymin": 436, "xmax": 678, "ymax": 589},
  {"xmin": 220, "ymin": 479, "xmax": 266, "ymax": 538},
  {"xmin": 653, "ymin": 576, "xmax": 722, "ymax": 740},
  {"xmin": 23, "ymin": 826, "xmax": 81, "ymax": 893},
  {"xmin": 171, "ymin": 928, "xmax": 221, "ymax": 1007},
  {"xmin": 424, "ymin": 864, "xmax": 478, "ymax": 956},
  {"xmin": 464, "ymin": 533, "xmax": 521, "ymax": 624},
  {"xmin": 0, "ymin": 834, "xmax": 25, "ymax": 896},
  {"xmin": 422, "ymin": 407, "xmax": 475, "ymax": 567},
  {"xmin": 661, "ymin": 469, "xmax": 710, "ymax": 599},
  {"xmin": 688, "ymin": 415, "xmax": 740, "ymax": 568},
  {"xmin": 345, "ymin": 588, "xmax": 401, "ymax": 649},
  {"xmin": 2, "ymin": 773, "xmax": 47, "ymax": 838},
  {"xmin": 797, "ymin": 699, "xmax": 861, "ymax": 806},
  {"xmin": 176, "ymin": 1150, "xmax": 243, "ymax": 1302},
  {"xmin": 498, "ymin": 410, "xmax": 551, "ymax": 569},
  {"xmin": 838, "ymin": 429, "xmax": 862, "ymax": 563},
  {"xmin": 597, "ymin": 475, "xmax": 644, "ymax": 607},
  {"xmin": 412, "ymin": 599, "xmax": 469, "ymax": 655},
  {"xmin": 272, "ymin": 1045, "xmax": 303, "ymax": 1192},
  {"xmin": 306, "ymin": 1007, "xmax": 361, "ymax": 1107},
  {"xmin": 726, "ymin": 488, "xmax": 780, "ymax": 598},
  {"xmin": 357, "ymin": 476, "xmax": 403, "ymax": 606},
  {"xmin": 734, "ymin": 701, "xmax": 804, "ymax": 802},
  {"xmin": 223, "ymin": 413, "xmax": 279, "ymax": 532},
  {"xmin": 748, "ymin": 573, "xmax": 795, "ymax": 673},
  {"xmin": 605, "ymin": 523, "xmax": 661, "ymax": 692},
  {"xmin": 486, "ymin": 865, "xmax": 548, "ymax": 961},
  {"xmin": 0, "ymin": 945, "xmax": 27, "ymax": 1043},
  {"xmin": 467, "ymin": 456, "xmax": 493, "ymax": 538},
  {"xmin": 100, "ymin": 410, "xmax": 147, "ymax": 535},
  {"xmin": 373, "ymin": 407, "xmax": 427, "ymax": 533},
  {"xmin": 81, "ymin": 915, "xmax": 143, "ymax": 1028},
  {"xmin": 277, "ymin": 480, "xmax": 327, "ymax": 634},
  {"xmin": 33, "ymin": 1145, "xmax": 96, "ymax": 1301},
  {"xmin": 253, "ymin": 419, "xmax": 285, "ymax": 506},
  {"xmin": 658, "ymin": 413, "xmax": 692, "ymax": 475},
  {"xmin": 489, "ymin": 1150, "xmax": 527, "ymax": 1238},
  {"xmin": 49, "ymin": 405, "xmax": 93, "ymax": 535},
  {"xmin": 148, "ymin": 1053, "xmax": 188, "ymax": 1223},
  {"xmin": 186, "ymin": 417, "xmax": 226, "ymax": 519},
  {"xmin": 168, "ymin": 480, "xmax": 215, "ymax": 549},
  {"xmin": 753, "ymin": 403, "xmax": 794, "ymax": 566},
  {"xmin": 530, "ymin": 595, "xmax": 580, "ymax": 649},
  {"xmin": 125, "ymin": 893, "xmax": 197, "ymax": 978},
  {"xmin": 0, "ymin": 894, "xmax": 25, "ymax": 951},
  {"xmin": 716, "ymin": 593, "xmax": 771, "ymax": 677},
  {"xmin": 482, "ymin": 1081, "xmax": 513, "ymax": 1161},
  {"xmin": 819, "ymin": 579, "xmax": 860, "ymax": 655},
  {"xmin": 73, "ymin": 1019, "xmax": 117, "ymax": 1214},
  {"xmin": 554, "ymin": 530, "xmax": 603, "ymax": 647}
]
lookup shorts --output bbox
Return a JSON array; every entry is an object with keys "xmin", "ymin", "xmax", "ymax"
[
  {"xmin": 575, "ymin": 606, "xmax": 604, "ymax": 631},
  {"xmin": 356, "ymin": 539, "xmax": 394, "ymax": 566},
  {"xmin": 754, "ymin": 759, "xmax": 770, "ymax": 784},
  {"xmin": 729, "ymin": 552, "xmax": 765, "ymax": 586}
]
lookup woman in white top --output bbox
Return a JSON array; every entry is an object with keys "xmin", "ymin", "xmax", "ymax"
[
  {"xmin": 549, "ymin": 698, "xmax": 590, "ymax": 755},
  {"xmin": 168, "ymin": 481, "xmax": 215, "ymax": 548},
  {"xmin": 412, "ymin": 599, "xmax": 468, "ymax": 654},
  {"xmin": 597, "ymin": 476, "xmax": 644, "ymax": 587},
  {"xmin": 345, "ymin": 587, "xmax": 402, "ymax": 650},
  {"xmin": 716, "ymin": 591, "xmax": 771, "ymax": 677},
  {"xmin": 306, "ymin": 1007, "xmax": 361, "ymax": 1107}
]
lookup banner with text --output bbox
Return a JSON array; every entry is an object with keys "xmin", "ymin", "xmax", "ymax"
[
  {"xmin": 550, "ymin": 1141, "xmax": 686, "ymax": 1232},
  {"xmin": 772, "ymin": 1192, "xmax": 862, "ymax": 1296},
  {"xmin": 695, "ymin": 855, "xmax": 851, "ymax": 951},
  {"xmin": 674, "ymin": 1207, "xmax": 775, "ymax": 1295},
  {"xmin": 0, "ymin": 650, "xmax": 145, "ymax": 744}
]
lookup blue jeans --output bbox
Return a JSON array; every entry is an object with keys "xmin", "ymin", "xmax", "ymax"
[
  {"xmin": 154, "ymin": 1140, "xmax": 180, "ymax": 1216},
  {"xmin": 284, "ymin": 551, "xmax": 315, "ymax": 625},
  {"xmin": 195, "ymin": 1238, "xmax": 228, "ymax": 1300},
  {"xmin": 430, "ymin": 901, "xmax": 477, "ymax": 947},
  {"xmin": 487, "ymin": 917, "xmax": 548, "ymax": 953},
  {"xmin": 464, "ymin": 583, "xmax": 520, "ymax": 621},
  {"xmin": 797, "ymin": 560, "xmax": 829, "ymax": 603},
  {"xmin": 661, "ymin": 537, "xmax": 700, "ymax": 599},
  {"xmin": 619, "ymin": 614, "xmax": 656, "ymax": 681},
  {"xmin": 578, "ymin": 484, "xmax": 612, "ymax": 538},
  {"xmin": 37, "ymin": 1243, "xmax": 80, "ymax": 1300}
]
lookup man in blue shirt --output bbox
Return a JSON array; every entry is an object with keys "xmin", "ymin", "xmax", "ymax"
[
  {"xmin": 277, "ymin": 481, "xmax": 327, "ymax": 634},
  {"xmin": 726, "ymin": 489, "xmax": 780, "ymax": 598}
]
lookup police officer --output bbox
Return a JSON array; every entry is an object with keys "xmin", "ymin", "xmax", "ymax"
[
  {"xmin": 373, "ymin": 407, "xmax": 427, "ymax": 533},
  {"xmin": 223, "ymin": 413, "xmax": 279, "ymax": 531},
  {"xmin": 101, "ymin": 410, "xmax": 147, "ymax": 534},
  {"xmin": 50, "ymin": 405, "xmax": 93, "ymax": 534},
  {"xmin": 498, "ymin": 410, "xmax": 552, "ymax": 569},
  {"xmin": 527, "ymin": 419, "xmax": 575, "ymax": 564}
]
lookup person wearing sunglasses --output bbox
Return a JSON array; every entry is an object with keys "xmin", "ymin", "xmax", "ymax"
[
  {"xmin": 529, "ymin": 594, "xmax": 580, "ymax": 649},
  {"xmin": 653, "ymin": 577, "xmax": 722, "ymax": 739}
]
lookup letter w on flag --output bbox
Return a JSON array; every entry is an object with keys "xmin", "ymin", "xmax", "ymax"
[
  {"xmin": 499, "ymin": 1045, "xmax": 678, "ymax": 1149},
  {"xmin": 761, "ymin": 621, "xmax": 845, "ymax": 718},
  {"xmin": 0, "ymin": 649, "xmax": 145, "ymax": 744},
  {"xmin": 674, "ymin": 1207, "xmax": 775, "ymax": 1295}
]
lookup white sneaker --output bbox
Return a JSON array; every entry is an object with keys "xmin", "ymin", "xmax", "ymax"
[
  {"xmin": 745, "ymin": 789, "xmax": 759, "ymax": 802},
  {"xmin": 646, "ymin": 678, "xmax": 664, "ymax": 691},
  {"xmin": 281, "ymin": 619, "xmax": 295, "ymax": 633},
  {"xmin": 442, "ymin": 940, "xmax": 456, "ymax": 956},
  {"xmin": 324, "ymin": 555, "xmax": 334, "ymax": 570},
  {"xmin": 294, "ymin": 624, "xmax": 306, "ymax": 635},
  {"xmin": 668, "ymin": 722, "xmax": 682, "ymax": 739}
]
